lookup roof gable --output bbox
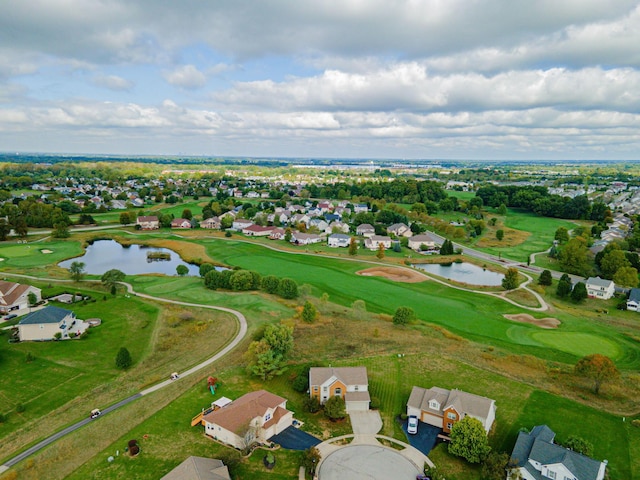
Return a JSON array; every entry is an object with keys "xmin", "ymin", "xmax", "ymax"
[{"xmin": 309, "ymin": 367, "xmax": 368, "ymax": 387}]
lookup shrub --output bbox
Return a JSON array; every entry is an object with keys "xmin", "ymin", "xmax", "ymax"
[
  {"xmin": 15, "ymin": 403, "xmax": 26, "ymax": 413},
  {"xmin": 277, "ymin": 278, "xmax": 299, "ymax": 299},
  {"xmin": 53, "ymin": 332, "xmax": 62, "ymax": 340},
  {"xmin": 128, "ymin": 439, "xmax": 138, "ymax": 448},
  {"xmin": 115, "ymin": 347, "xmax": 133, "ymax": 369},
  {"xmin": 393, "ymin": 306, "xmax": 415, "ymax": 325},
  {"xmin": 0, "ymin": 413, "xmax": 6, "ymax": 423},
  {"xmin": 323, "ymin": 396, "xmax": 346, "ymax": 420},
  {"xmin": 25, "ymin": 352, "xmax": 35, "ymax": 363},
  {"xmin": 292, "ymin": 373, "xmax": 309, "ymax": 393},
  {"xmin": 301, "ymin": 301, "xmax": 318, "ymax": 323},
  {"xmin": 303, "ymin": 396, "xmax": 321, "ymax": 413},
  {"xmin": 129, "ymin": 445, "xmax": 140, "ymax": 456}
]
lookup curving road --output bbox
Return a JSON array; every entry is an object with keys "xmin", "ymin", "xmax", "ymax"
[{"xmin": 0, "ymin": 276, "xmax": 247, "ymax": 475}]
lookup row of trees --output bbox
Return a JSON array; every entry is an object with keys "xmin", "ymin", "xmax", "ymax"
[{"xmin": 200, "ymin": 264, "xmax": 299, "ymax": 299}]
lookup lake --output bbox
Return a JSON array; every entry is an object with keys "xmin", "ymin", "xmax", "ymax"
[
  {"xmin": 413, "ymin": 261, "xmax": 504, "ymax": 286},
  {"xmin": 59, "ymin": 240, "xmax": 203, "ymax": 276}
]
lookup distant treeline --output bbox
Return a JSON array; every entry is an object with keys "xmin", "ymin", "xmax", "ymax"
[
  {"xmin": 475, "ymin": 185, "xmax": 610, "ymax": 221},
  {"xmin": 305, "ymin": 179, "xmax": 448, "ymax": 205}
]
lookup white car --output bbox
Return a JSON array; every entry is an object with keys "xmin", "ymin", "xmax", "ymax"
[
  {"xmin": 407, "ymin": 415, "xmax": 419, "ymax": 435},
  {"xmin": 90, "ymin": 409, "xmax": 101, "ymax": 419}
]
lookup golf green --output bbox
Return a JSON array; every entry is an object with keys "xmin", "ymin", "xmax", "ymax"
[{"xmin": 530, "ymin": 331, "xmax": 621, "ymax": 359}]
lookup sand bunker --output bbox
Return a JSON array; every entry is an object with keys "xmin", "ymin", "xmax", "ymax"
[
  {"xmin": 356, "ymin": 267, "xmax": 426, "ymax": 283},
  {"xmin": 41, "ymin": 249, "xmax": 53, "ymax": 254},
  {"xmin": 504, "ymin": 313, "xmax": 560, "ymax": 329}
]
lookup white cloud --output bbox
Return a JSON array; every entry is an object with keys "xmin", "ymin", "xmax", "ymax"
[
  {"xmin": 92, "ymin": 74, "xmax": 134, "ymax": 91},
  {"xmin": 163, "ymin": 64, "xmax": 206, "ymax": 89}
]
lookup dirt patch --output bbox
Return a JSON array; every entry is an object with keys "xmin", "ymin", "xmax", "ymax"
[
  {"xmin": 504, "ymin": 313, "xmax": 560, "ymax": 329},
  {"xmin": 356, "ymin": 267, "xmax": 426, "ymax": 283}
]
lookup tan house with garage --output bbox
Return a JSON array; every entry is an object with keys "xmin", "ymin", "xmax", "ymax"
[
  {"xmin": 17, "ymin": 306, "xmax": 76, "ymax": 342},
  {"xmin": 136, "ymin": 215, "xmax": 159, "ymax": 230},
  {"xmin": 0, "ymin": 280, "xmax": 41, "ymax": 315},
  {"xmin": 309, "ymin": 366, "xmax": 370, "ymax": 412},
  {"xmin": 202, "ymin": 390, "xmax": 293, "ymax": 449},
  {"xmin": 407, "ymin": 386, "xmax": 496, "ymax": 434}
]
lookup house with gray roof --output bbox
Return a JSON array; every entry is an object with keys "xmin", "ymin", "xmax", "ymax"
[
  {"xmin": 161, "ymin": 456, "xmax": 231, "ymax": 480},
  {"xmin": 327, "ymin": 233, "xmax": 352, "ymax": 248},
  {"xmin": 586, "ymin": 277, "xmax": 615, "ymax": 300},
  {"xmin": 309, "ymin": 367, "xmax": 370, "ymax": 412},
  {"xmin": 627, "ymin": 288, "xmax": 640, "ymax": 311},
  {"xmin": 17, "ymin": 306, "xmax": 76, "ymax": 341},
  {"xmin": 407, "ymin": 386, "xmax": 496, "ymax": 434},
  {"xmin": 509, "ymin": 425, "xmax": 607, "ymax": 480}
]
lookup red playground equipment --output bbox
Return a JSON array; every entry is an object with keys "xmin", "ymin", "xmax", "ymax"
[{"xmin": 207, "ymin": 376, "xmax": 218, "ymax": 395}]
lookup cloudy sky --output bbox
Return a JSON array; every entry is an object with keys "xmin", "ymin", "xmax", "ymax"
[{"xmin": 1, "ymin": 0, "xmax": 640, "ymax": 160}]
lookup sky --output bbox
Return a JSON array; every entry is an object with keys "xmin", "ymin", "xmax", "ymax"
[{"xmin": 1, "ymin": 0, "xmax": 640, "ymax": 160}]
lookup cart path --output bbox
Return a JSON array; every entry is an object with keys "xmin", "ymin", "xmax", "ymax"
[{"xmin": 0, "ymin": 274, "xmax": 247, "ymax": 473}]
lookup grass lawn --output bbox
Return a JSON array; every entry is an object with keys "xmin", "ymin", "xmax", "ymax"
[{"xmin": 0, "ymin": 240, "xmax": 83, "ymax": 271}]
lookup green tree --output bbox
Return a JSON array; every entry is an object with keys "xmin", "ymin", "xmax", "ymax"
[
  {"xmin": 0, "ymin": 218, "xmax": 9, "ymax": 241},
  {"xmin": 440, "ymin": 239, "xmax": 454, "ymax": 255},
  {"xmin": 230, "ymin": 270, "xmax": 254, "ymax": 291},
  {"xmin": 562, "ymin": 436, "xmax": 593, "ymax": 457},
  {"xmin": 246, "ymin": 341, "xmax": 286, "ymax": 380},
  {"xmin": 600, "ymin": 249, "xmax": 630, "ymax": 279},
  {"xmin": 613, "ymin": 266, "xmax": 639, "ymax": 288},
  {"xmin": 101, "ymin": 269, "xmax": 125, "ymax": 291},
  {"xmin": 497, "ymin": 203, "xmax": 507, "ymax": 215},
  {"xmin": 27, "ymin": 292, "xmax": 38, "ymax": 306},
  {"xmin": 556, "ymin": 273, "xmax": 573, "ymax": 298},
  {"xmin": 496, "ymin": 229, "xmax": 504, "ymax": 241},
  {"xmin": 52, "ymin": 221, "xmax": 70, "ymax": 238},
  {"xmin": 199, "ymin": 263, "xmax": 216, "ymax": 278},
  {"xmin": 277, "ymin": 278, "xmax": 299, "ymax": 299},
  {"xmin": 115, "ymin": 347, "xmax": 132, "ymax": 369},
  {"xmin": 574, "ymin": 353, "xmax": 619, "ymax": 395},
  {"xmin": 68, "ymin": 261, "xmax": 86, "ymax": 282},
  {"xmin": 558, "ymin": 237, "xmax": 590, "ymax": 276},
  {"xmin": 323, "ymin": 396, "xmax": 346, "ymax": 420},
  {"xmin": 554, "ymin": 226, "xmax": 570, "ymax": 243},
  {"xmin": 481, "ymin": 452, "xmax": 510, "ymax": 480},
  {"xmin": 501, "ymin": 267, "xmax": 519, "ymax": 290},
  {"xmin": 262, "ymin": 323, "xmax": 294, "ymax": 357},
  {"xmin": 448, "ymin": 416, "xmax": 491, "ymax": 464},
  {"xmin": 538, "ymin": 269, "xmax": 552, "ymax": 286},
  {"xmin": 301, "ymin": 301, "xmax": 318, "ymax": 323},
  {"xmin": 176, "ymin": 265, "xmax": 189, "ymax": 276},
  {"xmin": 393, "ymin": 306, "xmax": 415, "ymax": 325},
  {"xmin": 261, "ymin": 275, "xmax": 281, "ymax": 294},
  {"xmin": 119, "ymin": 212, "xmax": 132, "ymax": 225},
  {"xmin": 570, "ymin": 281, "xmax": 588, "ymax": 303},
  {"xmin": 300, "ymin": 447, "xmax": 321, "ymax": 478},
  {"xmin": 348, "ymin": 237, "xmax": 358, "ymax": 256},
  {"xmin": 376, "ymin": 242, "xmax": 385, "ymax": 259},
  {"xmin": 181, "ymin": 209, "xmax": 193, "ymax": 220}
]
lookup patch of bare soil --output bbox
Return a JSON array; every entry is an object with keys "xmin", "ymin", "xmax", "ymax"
[
  {"xmin": 504, "ymin": 313, "xmax": 560, "ymax": 329},
  {"xmin": 356, "ymin": 267, "xmax": 426, "ymax": 283}
]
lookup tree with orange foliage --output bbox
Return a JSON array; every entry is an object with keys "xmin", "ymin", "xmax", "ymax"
[{"xmin": 574, "ymin": 354, "xmax": 619, "ymax": 395}]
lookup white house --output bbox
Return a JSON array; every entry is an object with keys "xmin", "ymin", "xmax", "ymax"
[
  {"xmin": 202, "ymin": 390, "xmax": 293, "ymax": 449},
  {"xmin": 291, "ymin": 233, "xmax": 323, "ymax": 245},
  {"xmin": 17, "ymin": 306, "xmax": 76, "ymax": 341},
  {"xmin": 136, "ymin": 215, "xmax": 159, "ymax": 230},
  {"xmin": 0, "ymin": 281, "xmax": 42, "ymax": 315},
  {"xmin": 232, "ymin": 219, "xmax": 253, "ymax": 231},
  {"xmin": 627, "ymin": 288, "xmax": 640, "ymax": 311},
  {"xmin": 328, "ymin": 234, "xmax": 352, "ymax": 248},
  {"xmin": 406, "ymin": 386, "xmax": 496, "ymax": 434},
  {"xmin": 309, "ymin": 367, "xmax": 370, "ymax": 413},
  {"xmin": 586, "ymin": 277, "xmax": 615, "ymax": 300},
  {"xmin": 509, "ymin": 425, "xmax": 606, "ymax": 480},
  {"xmin": 364, "ymin": 235, "xmax": 392, "ymax": 250},
  {"xmin": 387, "ymin": 223, "xmax": 412, "ymax": 237},
  {"xmin": 356, "ymin": 224, "xmax": 375, "ymax": 237},
  {"xmin": 200, "ymin": 217, "xmax": 221, "ymax": 229},
  {"xmin": 242, "ymin": 225, "xmax": 274, "ymax": 237},
  {"xmin": 408, "ymin": 233, "xmax": 438, "ymax": 251}
]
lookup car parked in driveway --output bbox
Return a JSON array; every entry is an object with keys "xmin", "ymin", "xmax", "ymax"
[
  {"xmin": 408, "ymin": 415, "xmax": 419, "ymax": 435},
  {"xmin": 3, "ymin": 314, "xmax": 17, "ymax": 321}
]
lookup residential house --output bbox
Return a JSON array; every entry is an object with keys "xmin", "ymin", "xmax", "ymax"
[
  {"xmin": 317, "ymin": 201, "xmax": 332, "ymax": 212},
  {"xmin": 160, "ymin": 456, "xmax": 231, "ymax": 480},
  {"xmin": 406, "ymin": 386, "xmax": 496, "ymax": 434},
  {"xmin": 110, "ymin": 200, "xmax": 127, "ymax": 210},
  {"xmin": 136, "ymin": 215, "xmax": 160, "ymax": 230},
  {"xmin": 290, "ymin": 213, "xmax": 310, "ymax": 228},
  {"xmin": 408, "ymin": 233, "xmax": 439, "ymax": 251},
  {"xmin": 309, "ymin": 218, "xmax": 328, "ymax": 232},
  {"xmin": 328, "ymin": 234, "xmax": 352, "ymax": 248},
  {"xmin": 325, "ymin": 213, "xmax": 342, "ymax": 223},
  {"xmin": 269, "ymin": 228, "xmax": 286, "ymax": 240},
  {"xmin": 291, "ymin": 233, "xmax": 323, "ymax": 245},
  {"xmin": 202, "ymin": 390, "xmax": 293, "ymax": 449},
  {"xmin": 171, "ymin": 218, "xmax": 192, "ymax": 229},
  {"xmin": 628, "ymin": 288, "xmax": 640, "ymax": 311},
  {"xmin": 509, "ymin": 425, "xmax": 606, "ymax": 480},
  {"xmin": 0, "ymin": 281, "xmax": 42, "ymax": 315},
  {"xmin": 356, "ymin": 223, "xmax": 375, "ymax": 237},
  {"xmin": 354, "ymin": 203, "xmax": 369, "ymax": 213},
  {"xmin": 365, "ymin": 235, "xmax": 392, "ymax": 250},
  {"xmin": 242, "ymin": 225, "xmax": 274, "ymax": 237},
  {"xmin": 232, "ymin": 219, "xmax": 253, "ymax": 231},
  {"xmin": 309, "ymin": 367, "xmax": 370, "ymax": 413},
  {"xmin": 17, "ymin": 306, "xmax": 76, "ymax": 341},
  {"xmin": 326, "ymin": 221, "xmax": 350, "ymax": 234},
  {"xmin": 586, "ymin": 277, "xmax": 615, "ymax": 300},
  {"xmin": 387, "ymin": 223, "xmax": 411, "ymax": 237},
  {"xmin": 130, "ymin": 198, "xmax": 145, "ymax": 208},
  {"xmin": 200, "ymin": 217, "xmax": 221, "ymax": 229}
]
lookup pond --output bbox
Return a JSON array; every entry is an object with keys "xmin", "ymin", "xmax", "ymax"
[
  {"xmin": 413, "ymin": 261, "xmax": 504, "ymax": 286},
  {"xmin": 59, "ymin": 240, "xmax": 210, "ymax": 276}
]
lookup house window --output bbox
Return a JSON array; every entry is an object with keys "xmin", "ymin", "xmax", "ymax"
[
  {"xmin": 334, "ymin": 387, "xmax": 342, "ymax": 397},
  {"xmin": 447, "ymin": 412, "xmax": 456, "ymax": 420},
  {"xmin": 323, "ymin": 386, "xmax": 328, "ymax": 392},
  {"xmin": 354, "ymin": 385, "xmax": 359, "ymax": 391},
  {"xmin": 446, "ymin": 422, "xmax": 453, "ymax": 430},
  {"xmin": 314, "ymin": 386, "xmax": 318, "ymax": 392},
  {"xmin": 429, "ymin": 401, "xmax": 439, "ymax": 410},
  {"xmin": 265, "ymin": 413, "xmax": 271, "ymax": 422},
  {"xmin": 547, "ymin": 471, "xmax": 556, "ymax": 480}
]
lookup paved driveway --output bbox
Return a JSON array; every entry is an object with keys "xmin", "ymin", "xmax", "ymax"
[
  {"xmin": 402, "ymin": 418, "xmax": 441, "ymax": 455},
  {"xmin": 269, "ymin": 426, "xmax": 321, "ymax": 450},
  {"xmin": 349, "ymin": 410, "xmax": 382, "ymax": 435},
  {"xmin": 318, "ymin": 445, "xmax": 421, "ymax": 480}
]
